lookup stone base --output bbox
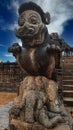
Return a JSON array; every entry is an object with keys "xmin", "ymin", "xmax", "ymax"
[{"xmin": 9, "ymin": 119, "xmax": 70, "ymax": 130}]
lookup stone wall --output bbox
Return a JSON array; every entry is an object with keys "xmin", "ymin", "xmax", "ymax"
[
  {"xmin": 0, "ymin": 62, "xmax": 25, "ymax": 92},
  {"xmin": 0, "ymin": 62, "xmax": 62, "ymax": 94}
]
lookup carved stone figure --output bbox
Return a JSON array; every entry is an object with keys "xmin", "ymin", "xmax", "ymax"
[
  {"xmin": 9, "ymin": 76, "xmax": 63, "ymax": 129},
  {"xmin": 8, "ymin": 2, "xmax": 61, "ymax": 81},
  {"xmin": 9, "ymin": 76, "xmax": 73, "ymax": 130},
  {"xmin": 8, "ymin": 2, "xmax": 73, "ymax": 130}
]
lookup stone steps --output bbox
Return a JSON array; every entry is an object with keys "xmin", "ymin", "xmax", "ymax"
[
  {"xmin": 62, "ymin": 57, "xmax": 73, "ymax": 112},
  {"xmin": 63, "ymin": 80, "xmax": 73, "ymax": 85},
  {"xmin": 63, "ymin": 76, "xmax": 73, "ymax": 80},
  {"xmin": 63, "ymin": 72, "xmax": 73, "ymax": 76},
  {"xmin": 63, "ymin": 97, "xmax": 73, "ymax": 107},
  {"xmin": 63, "ymin": 97, "xmax": 73, "ymax": 102},
  {"xmin": 63, "ymin": 85, "xmax": 73, "ymax": 90},
  {"xmin": 63, "ymin": 90, "xmax": 73, "ymax": 97},
  {"xmin": 63, "ymin": 90, "xmax": 73, "ymax": 93}
]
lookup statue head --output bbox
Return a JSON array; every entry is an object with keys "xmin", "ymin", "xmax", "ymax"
[{"xmin": 15, "ymin": 2, "xmax": 50, "ymax": 46}]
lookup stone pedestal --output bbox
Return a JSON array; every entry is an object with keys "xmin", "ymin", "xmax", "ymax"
[
  {"xmin": 9, "ymin": 119, "xmax": 70, "ymax": 130},
  {"xmin": 8, "ymin": 76, "xmax": 72, "ymax": 130}
]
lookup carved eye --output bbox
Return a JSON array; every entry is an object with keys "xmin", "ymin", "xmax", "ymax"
[
  {"xmin": 29, "ymin": 17, "xmax": 38, "ymax": 24},
  {"xmin": 32, "ymin": 19, "xmax": 37, "ymax": 24}
]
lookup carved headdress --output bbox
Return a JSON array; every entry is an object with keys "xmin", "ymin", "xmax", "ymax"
[{"xmin": 18, "ymin": 1, "xmax": 50, "ymax": 25}]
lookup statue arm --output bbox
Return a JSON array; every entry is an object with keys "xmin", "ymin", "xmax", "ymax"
[
  {"xmin": 46, "ymin": 43, "xmax": 61, "ymax": 54},
  {"xmin": 8, "ymin": 43, "xmax": 22, "ymax": 57}
]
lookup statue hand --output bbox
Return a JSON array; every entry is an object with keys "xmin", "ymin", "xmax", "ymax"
[
  {"xmin": 47, "ymin": 43, "xmax": 61, "ymax": 53},
  {"xmin": 8, "ymin": 43, "xmax": 21, "ymax": 55},
  {"xmin": 9, "ymin": 105, "xmax": 21, "ymax": 116}
]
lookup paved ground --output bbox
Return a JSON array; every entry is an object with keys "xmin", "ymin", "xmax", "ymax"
[
  {"xmin": 0, "ymin": 102, "xmax": 13, "ymax": 130},
  {"xmin": 0, "ymin": 92, "xmax": 17, "ymax": 129}
]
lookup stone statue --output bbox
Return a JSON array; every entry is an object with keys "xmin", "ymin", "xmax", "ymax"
[
  {"xmin": 8, "ymin": 2, "xmax": 61, "ymax": 81},
  {"xmin": 8, "ymin": 2, "xmax": 73, "ymax": 130}
]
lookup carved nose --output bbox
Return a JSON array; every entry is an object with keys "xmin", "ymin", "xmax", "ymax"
[
  {"xmin": 29, "ymin": 28, "xmax": 34, "ymax": 33},
  {"xmin": 23, "ymin": 23, "xmax": 34, "ymax": 32},
  {"xmin": 23, "ymin": 25, "xmax": 34, "ymax": 34}
]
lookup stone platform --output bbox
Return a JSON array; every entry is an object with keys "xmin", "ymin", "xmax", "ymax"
[{"xmin": 10, "ymin": 119, "xmax": 70, "ymax": 130}]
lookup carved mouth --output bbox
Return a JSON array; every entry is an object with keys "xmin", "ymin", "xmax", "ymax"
[
  {"xmin": 15, "ymin": 24, "xmax": 44, "ymax": 39},
  {"xmin": 15, "ymin": 27, "xmax": 38, "ymax": 38}
]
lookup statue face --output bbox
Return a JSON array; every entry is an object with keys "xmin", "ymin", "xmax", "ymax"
[
  {"xmin": 15, "ymin": 10, "xmax": 45, "ymax": 38},
  {"xmin": 19, "ymin": 10, "xmax": 42, "ymax": 26}
]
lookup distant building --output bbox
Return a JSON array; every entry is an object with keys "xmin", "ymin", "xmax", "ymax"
[{"xmin": 0, "ymin": 62, "xmax": 25, "ymax": 92}]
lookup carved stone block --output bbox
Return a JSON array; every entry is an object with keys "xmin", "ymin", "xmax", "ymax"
[{"xmin": 9, "ymin": 119, "xmax": 70, "ymax": 130}]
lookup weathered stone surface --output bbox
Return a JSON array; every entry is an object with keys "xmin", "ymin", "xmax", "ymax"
[
  {"xmin": 8, "ymin": 1, "xmax": 62, "ymax": 82},
  {"xmin": 8, "ymin": 2, "xmax": 73, "ymax": 130},
  {"xmin": 0, "ymin": 62, "xmax": 24, "ymax": 92},
  {"xmin": 10, "ymin": 119, "xmax": 70, "ymax": 130},
  {"xmin": 9, "ymin": 76, "xmax": 73, "ymax": 130}
]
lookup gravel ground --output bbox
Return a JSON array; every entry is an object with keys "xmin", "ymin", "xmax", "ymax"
[{"xmin": 0, "ymin": 102, "xmax": 13, "ymax": 130}]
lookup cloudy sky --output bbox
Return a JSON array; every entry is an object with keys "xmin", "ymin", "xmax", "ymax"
[{"xmin": 0, "ymin": 0, "xmax": 73, "ymax": 62}]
